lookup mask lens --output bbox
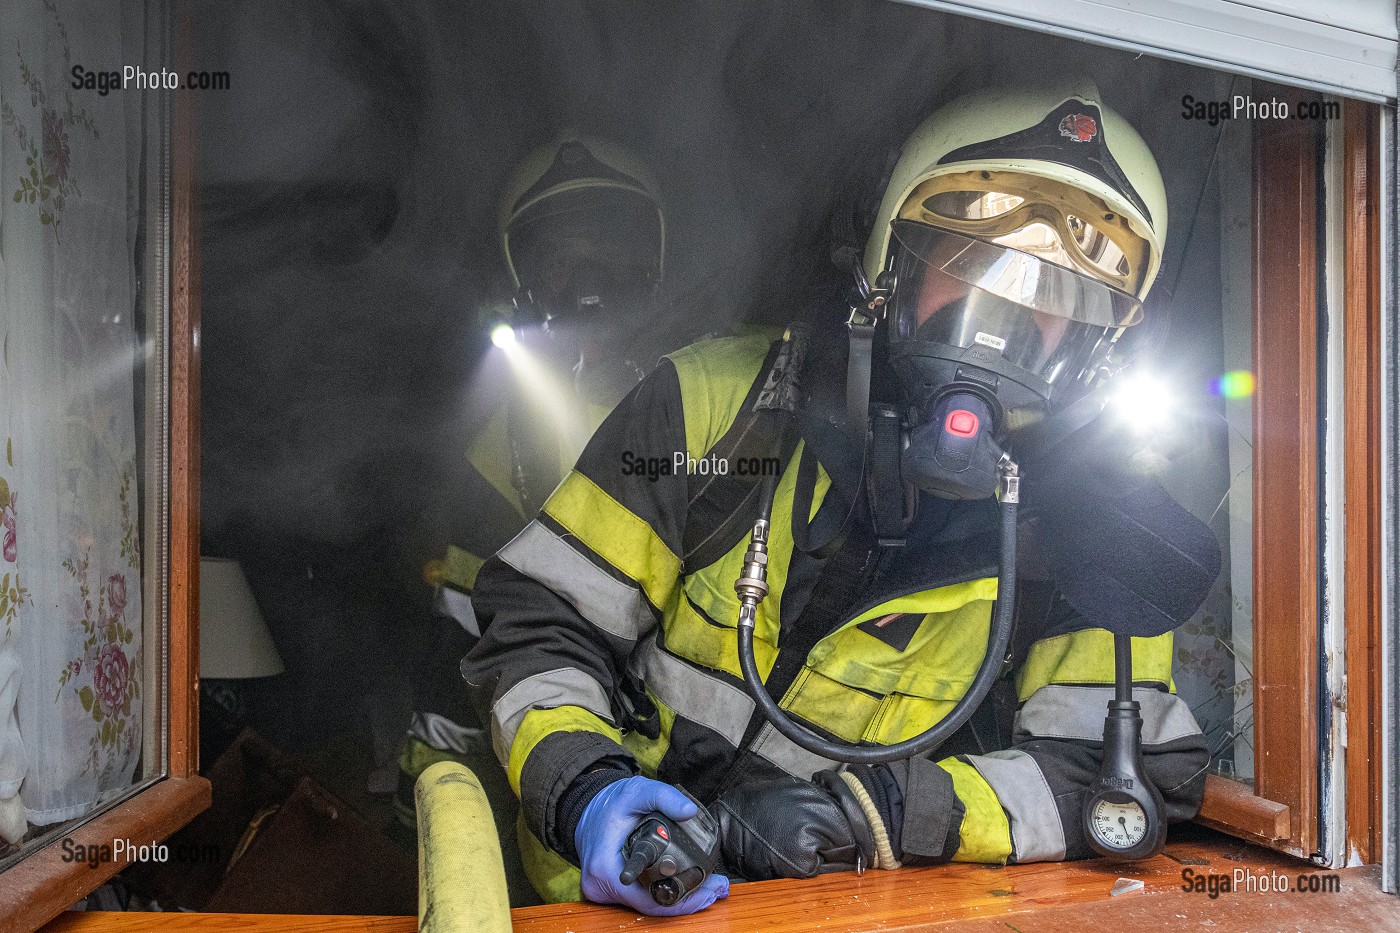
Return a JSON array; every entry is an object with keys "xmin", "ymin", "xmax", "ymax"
[
  {"xmin": 889, "ymin": 222, "xmax": 1114, "ymax": 388},
  {"xmin": 890, "ymin": 221, "xmax": 1141, "ymax": 328},
  {"xmin": 507, "ymin": 188, "xmax": 661, "ymax": 309},
  {"xmin": 990, "ymin": 219, "xmax": 1130, "ymax": 286},
  {"xmin": 901, "ymin": 171, "xmax": 1150, "ymax": 295}
]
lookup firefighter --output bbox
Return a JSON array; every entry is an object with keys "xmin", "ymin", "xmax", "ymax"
[
  {"xmin": 430, "ymin": 131, "xmax": 667, "ymax": 598},
  {"xmin": 396, "ymin": 133, "xmax": 667, "ymax": 904},
  {"xmin": 461, "ymin": 80, "xmax": 1214, "ymax": 916}
]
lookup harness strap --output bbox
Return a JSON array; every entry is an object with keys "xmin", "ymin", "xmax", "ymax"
[
  {"xmin": 866, "ymin": 404, "xmax": 909, "ymax": 547},
  {"xmin": 682, "ymin": 327, "xmax": 812, "ymax": 573},
  {"xmin": 790, "ymin": 444, "xmax": 848, "ymax": 560},
  {"xmin": 846, "ymin": 321, "xmax": 875, "ymax": 441}
]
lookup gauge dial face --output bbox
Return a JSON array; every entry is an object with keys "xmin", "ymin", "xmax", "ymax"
[{"xmin": 1089, "ymin": 798, "xmax": 1148, "ymax": 849}]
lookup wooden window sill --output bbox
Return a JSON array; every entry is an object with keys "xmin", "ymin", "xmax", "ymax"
[
  {"xmin": 1195, "ymin": 773, "xmax": 1292, "ymax": 849},
  {"xmin": 37, "ymin": 826, "xmax": 1390, "ymax": 933},
  {"xmin": 7, "ymin": 776, "xmax": 212, "ymax": 933}
]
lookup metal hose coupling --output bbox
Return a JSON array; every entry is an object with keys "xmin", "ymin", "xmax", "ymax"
[
  {"xmin": 734, "ymin": 519, "xmax": 771, "ymax": 629},
  {"xmin": 998, "ymin": 454, "xmax": 1020, "ymax": 504}
]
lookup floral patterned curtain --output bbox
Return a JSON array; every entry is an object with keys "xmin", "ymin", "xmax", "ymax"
[{"xmin": 0, "ymin": 0, "xmax": 146, "ymax": 842}]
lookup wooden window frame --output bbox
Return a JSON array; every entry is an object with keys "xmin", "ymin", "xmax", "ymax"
[
  {"xmin": 0, "ymin": 46, "xmax": 1383, "ymax": 933},
  {"xmin": 1340, "ymin": 97, "xmax": 1383, "ymax": 867},
  {"xmin": 2, "ymin": 55, "xmax": 211, "ymax": 933},
  {"xmin": 1196, "ymin": 91, "xmax": 1385, "ymax": 863}
]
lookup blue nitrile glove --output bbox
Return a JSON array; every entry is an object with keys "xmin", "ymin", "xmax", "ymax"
[{"xmin": 573, "ymin": 775, "xmax": 730, "ymax": 916}]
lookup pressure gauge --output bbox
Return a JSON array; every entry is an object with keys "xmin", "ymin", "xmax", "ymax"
[
  {"xmin": 1082, "ymin": 697, "xmax": 1168, "ymax": 861},
  {"xmin": 1078, "ymin": 634, "xmax": 1170, "ymax": 860},
  {"xmin": 1088, "ymin": 797, "xmax": 1149, "ymax": 850}
]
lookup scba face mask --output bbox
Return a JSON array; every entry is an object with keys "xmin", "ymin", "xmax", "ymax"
[
  {"xmin": 505, "ymin": 187, "xmax": 663, "ymax": 403},
  {"xmin": 507, "ymin": 187, "xmax": 662, "ymax": 323},
  {"xmin": 854, "ymin": 82, "xmax": 1166, "ymax": 505},
  {"xmin": 886, "ymin": 222, "xmax": 1141, "ymax": 500}
]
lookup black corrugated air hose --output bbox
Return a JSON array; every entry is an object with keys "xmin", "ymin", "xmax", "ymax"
[{"xmin": 733, "ymin": 462, "xmax": 1018, "ymax": 764}]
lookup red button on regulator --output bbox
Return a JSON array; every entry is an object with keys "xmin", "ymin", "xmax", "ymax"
[
  {"xmin": 946, "ymin": 409, "xmax": 979, "ymax": 437},
  {"xmin": 657, "ymin": 826, "xmax": 669, "ymax": 840}
]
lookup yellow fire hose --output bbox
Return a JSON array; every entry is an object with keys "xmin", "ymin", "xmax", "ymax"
[{"xmin": 416, "ymin": 761, "xmax": 513, "ymax": 933}]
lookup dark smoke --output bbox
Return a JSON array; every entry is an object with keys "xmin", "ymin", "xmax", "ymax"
[{"xmin": 193, "ymin": 0, "xmax": 1237, "ymax": 775}]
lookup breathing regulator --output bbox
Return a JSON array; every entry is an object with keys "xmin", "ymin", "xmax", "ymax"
[{"xmin": 730, "ymin": 80, "xmax": 1190, "ymax": 860}]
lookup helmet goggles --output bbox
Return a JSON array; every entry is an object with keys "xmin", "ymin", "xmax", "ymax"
[{"xmin": 900, "ymin": 169, "xmax": 1152, "ymax": 298}]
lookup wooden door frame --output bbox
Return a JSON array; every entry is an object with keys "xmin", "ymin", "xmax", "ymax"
[{"xmin": 1249, "ymin": 85, "xmax": 1321, "ymax": 859}]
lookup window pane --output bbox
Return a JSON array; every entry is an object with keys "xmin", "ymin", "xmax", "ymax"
[
  {"xmin": 1158, "ymin": 101, "xmax": 1256, "ymax": 787},
  {"xmin": 0, "ymin": 0, "xmax": 168, "ymax": 870}
]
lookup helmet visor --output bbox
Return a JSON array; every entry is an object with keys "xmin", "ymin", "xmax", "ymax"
[
  {"xmin": 891, "ymin": 221, "xmax": 1142, "ymax": 328},
  {"xmin": 506, "ymin": 187, "xmax": 662, "ymax": 309},
  {"xmin": 890, "ymin": 222, "xmax": 1120, "ymax": 388}
]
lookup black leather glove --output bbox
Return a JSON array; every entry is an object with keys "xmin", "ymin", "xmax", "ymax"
[{"xmin": 709, "ymin": 771, "xmax": 880, "ymax": 881}]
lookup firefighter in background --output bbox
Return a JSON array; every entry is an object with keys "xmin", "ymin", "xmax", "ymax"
[
  {"xmin": 397, "ymin": 133, "xmax": 667, "ymax": 904},
  {"xmin": 436, "ymin": 132, "xmax": 667, "ymax": 594},
  {"xmin": 461, "ymin": 79, "xmax": 1218, "ymax": 916}
]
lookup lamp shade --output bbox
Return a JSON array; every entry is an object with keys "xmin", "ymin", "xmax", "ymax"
[{"xmin": 200, "ymin": 557, "xmax": 284, "ymax": 679}]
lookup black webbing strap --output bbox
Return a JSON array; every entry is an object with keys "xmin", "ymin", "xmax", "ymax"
[
  {"xmin": 846, "ymin": 321, "xmax": 875, "ymax": 441},
  {"xmin": 789, "ymin": 443, "xmax": 849, "ymax": 561},
  {"xmin": 681, "ymin": 408, "xmax": 800, "ymax": 573},
  {"xmin": 866, "ymin": 403, "xmax": 908, "ymax": 547},
  {"xmin": 681, "ymin": 341, "xmax": 784, "ymax": 572},
  {"xmin": 682, "ymin": 326, "xmax": 810, "ymax": 573}
]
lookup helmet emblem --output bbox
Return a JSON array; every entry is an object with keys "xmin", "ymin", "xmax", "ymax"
[{"xmin": 1058, "ymin": 113, "xmax": 1098, "ymax": 143}]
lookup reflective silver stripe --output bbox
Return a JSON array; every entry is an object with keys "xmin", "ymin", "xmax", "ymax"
[
  {"xmin": 498, "ymin": 520, "xmax": 653, "ymax": 642},
  {"xmin": 967, "ymin": 749, "xmax": 1066, "ymax": 863},
  {"xmin": 1015, "ymin": 685, "xmax": 1202, "ymax": 746},
  {"xmin": 433, "ymin": 587, "xmax": 479, "ymax": 637},
  {"xmin": 408, "ymin": 710, "xmax": 483, "ymax": 756},
  {"xmin": 750, "ymin": 721, "xmax": 838, "ymax": 779},
  {"xmin": 632, "ymin": 640, "xmax": 752, "ymax": 747},
  {"xmin": 490, "ymin": 667, "xmax": 615, "ymax": 765}
]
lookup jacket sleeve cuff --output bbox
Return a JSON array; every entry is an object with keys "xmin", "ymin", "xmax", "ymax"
[
  {"xmin": 518, "ymin": 729, "xmax": 637, "ymax": 856},
  {"xmin": 554, "ymin": 764, "xmax": 634, "ymax": 864},
  {"xmin": 887, "ymin": 757, "xmax": 965, "ymax": 864}
]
